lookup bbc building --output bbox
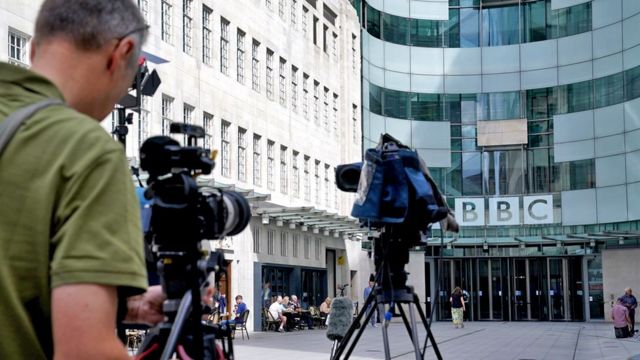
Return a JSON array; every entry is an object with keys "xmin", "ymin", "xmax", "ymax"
[{"xmin": 355, "ymin": 0, "xmax": 640, "ymax": 321}]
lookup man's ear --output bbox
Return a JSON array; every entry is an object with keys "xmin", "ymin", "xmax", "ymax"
[
  {"xmin": 107, "ymin": 38, "xmax": 136, "ymax": 74},
  {"xmin": 29, "ymin": 40, "xmax": 37, "ymax": 63}
]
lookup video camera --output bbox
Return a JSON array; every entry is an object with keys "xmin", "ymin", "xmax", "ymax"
[
  {"xmin": 136, "ymin": 123, "xmax": 251, "ymax": 360},
  {"xmin": 335, "ymin": 133, "xmax": 458, "ymax": 246}
]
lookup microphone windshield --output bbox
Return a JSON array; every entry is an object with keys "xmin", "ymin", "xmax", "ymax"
[{"xmin": 326, "ymin": 297, "xmax": 353, "ymax": 341}]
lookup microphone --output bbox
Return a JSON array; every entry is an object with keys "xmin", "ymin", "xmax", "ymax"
[{"xmin": 326, "ymin": 297, "xmax": 353, "ymax": 341}]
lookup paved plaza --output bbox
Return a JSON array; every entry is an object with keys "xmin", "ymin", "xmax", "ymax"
[{"xmin": 233, "ymin": 321, "xmax": 640, "ymax": 360}]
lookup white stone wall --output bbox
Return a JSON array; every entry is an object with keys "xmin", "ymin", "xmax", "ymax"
[
  {"xmin": 602, "ymin": 248, "xmax": 640, "ymax": 321},
  {"xmin": 0, "ymin": 0, "xmax": 373, "ymax": 332}
]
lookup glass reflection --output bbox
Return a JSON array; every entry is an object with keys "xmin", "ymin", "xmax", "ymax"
[
  {"xmin": 481, "ymin": 5, "xmax": 519, "ymax": 46},
  {"xmin": 462, "ymin": 152, "xmax": 482, "ymax": 195}
]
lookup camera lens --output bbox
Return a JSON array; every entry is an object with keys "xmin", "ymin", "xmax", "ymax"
[{"xmin": 220, "ymin": 190, "xmax": 252, "ymax": 237}]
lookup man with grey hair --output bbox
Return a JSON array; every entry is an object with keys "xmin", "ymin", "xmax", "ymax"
[
  {"xmin": 0, "ymin": 1, "xmax": 164, "ymax": 359},
  {"xmin": 619, "ymin": 287, "xmax": 638, "ymax": 336}
]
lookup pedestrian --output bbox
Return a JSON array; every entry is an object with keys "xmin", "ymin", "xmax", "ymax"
[
  {"xmin": 0, "ymin": 1, "xmax": 164, "ymax": 359},
  {"xmin": 450, "ymin": 286, "xmax": 466, "ymax": 329},
  {"xmin": 611, "ymin": 299, "xmax": 631, "ymax": 338},
  {"xmin": 619, "ymin": 287, "xmax": 638, "ymax": 336},
  {"xmin": 363, "ymin": 275, "xmax": 377, "ymax": 327}
]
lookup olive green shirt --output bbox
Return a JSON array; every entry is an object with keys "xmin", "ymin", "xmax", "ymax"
[{"xmin": 0, "ymin": 63, "xmax": 147, "ymax": 359}]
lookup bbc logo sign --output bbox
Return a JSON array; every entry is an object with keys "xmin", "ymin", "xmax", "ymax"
[{"xmin": 454, "ymin": 195, "xmax": 553, "ymax": 227}]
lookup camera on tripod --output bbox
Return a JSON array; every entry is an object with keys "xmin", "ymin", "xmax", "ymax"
[
  {"xmin": 328, "ymin": 134, "xmax": 459, "ymax": 360},
  {"xmin": 137, "ymin": 123, "xmax": 251, "ymax": 360}
]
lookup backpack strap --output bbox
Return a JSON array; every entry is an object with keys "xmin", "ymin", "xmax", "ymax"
[{"xmin": 0, "ymin": 98, "xmax": 64, "ymax": 157}]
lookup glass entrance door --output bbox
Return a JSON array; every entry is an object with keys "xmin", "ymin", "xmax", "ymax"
[
  {"xmin": 478, "ymin": 259, "xmax": 491, "ymax": 319},
  {"xmin": 528, "ymin": 258, "xmax": 548, "ymax": 320},
  {"xmin": 513, "ymin": 259, "xmax": 528, "ymax": 320},
  {"xmin": 548, "ymin": 258, "xmax": 565, "ymax": 320}
]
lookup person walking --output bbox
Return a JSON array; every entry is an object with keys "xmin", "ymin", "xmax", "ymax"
[
  {"xmin": 450, "ymin": 287, "xmax": 466, "ymax": 329},
  {"xmin": 611, "ymin": 299, "xmax": 631, "ymax": 338},
  {"xmin": 363, "ymin": 277, "xmax": 377, "ymax": 327},
  {"xmin": 619, "ymin": 287, "xmax": 638, "ymax": 336}
]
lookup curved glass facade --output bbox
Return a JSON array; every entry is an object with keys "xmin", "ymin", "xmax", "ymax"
[
  {"xmin": 368, "ymin": 65, "xmax": 640, "ymax": 121},
  {"xmin": 359, "ymin": 0, "xmax": 640, "ymax": 240},
  {"xmin": 362, "ymin": 0, "xmax": 591, "ymax": 48}
]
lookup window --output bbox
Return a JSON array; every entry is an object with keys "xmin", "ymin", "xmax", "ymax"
[
  {"xmin": 267, "ymin": 230, "xmax": 276, "ymax": 255},
  {"xmin": 324, "ymin": 164, "xmax": 330, "ymax": 207},
  {"xmin": 365, "ymin": 4, "xmax": 381, "ymax": 38},
  {"xmin": 139, "ymin": 95, "xmax": 151, "ymax": 147},
  {"xmin": 202, "ymin": 6, "xmax": 212, "ymax": 64},
  {"xmin": 267, "ymin": 140, "xmax": 275, "ymax": 190},
  {"xmin": 183, "ymin": 103, "xmax": 194, "ymax": 144},
  {"xmin": 266, "ymin": 49, "xmax": 274, "ymax": 100},
  {"xmin": 137, "ymin": 0, "xmax": 150, "ymax": 21},
  {"xmin": 323, "ymin": 24, "xmax": 329, "ymax": 53},
  {"xmin": 303, "ymin": 74, "xmax": 310, "ymax": 120},
  {"xmin": 302, "ymin": 7, "xmax": 309, "ymax": 38},
  {"xmin": 304, "ymin": 236, "xmax": 311, "ymax": 259},
  {"xmin": 280, "ymin": 145, "xmax": 288, "ymax": 194},
  {"xmin": 314, "ymin": 160, "xmax": 320, "ymax": 204},
  {"xmin": 279, "ymin": 0, "xmax": 286, "ymax": 19},
  {"xmin": 292, "ymin": 151, "xmax": 300, "ymax": 197},
  {"xmin": 221, "ymin": 121, "xmax": 231, "ymax": 177},
  {"xmin": 481, "ymin": 5, "xmax": 519, "ymax": 46},
  {"xmin": 292, "ymin": 234, "xmax": 299, "ymax": 257},
  {"xmin": 332, "ymin": 32, "xmax": 338, "ymax": 62},
  {"xmin": 8, "ymin": 29, "xmax": 29, "ymax": 67},
  {"xmin": 313, "ymin": 80, "xmax": 320, "ymax": 124},
  {"xmin": 252, "ymin": 40, "xmax": 260, "ymax": 92},
  {"xmin": 625, "ymin": 65, "xmax": 640, "ymax": 101},
  {"xmin": 291, "ymin": 0, "xmax": 298, "ymax": 27},
  {"xmin": 594, "ymin": 72, "xmax": 624, "ymax": 108},
  {"xmin": 238, "ymin": 128, "xmax": 247, "ymax": 181},
  {"xmin": 203, "ymin": 112, "xmax": 214, "ymax": 149},
  {"xmin": 161, "ymin": 95, "xmax": 174, "ymax": 135},
  {"xmin": 279, "ymin": 58, "xmax": 287, "ymax": 107},
  {"xmin": 182, "ymin": 0, "xmax": 193, "ymax": 55},
  {"xmin": 220, "ymin": 18, "xmax": 230, "ymax": 75},
  {"xmin": 333, "ymin": 168, "xmax": 338, "ymax": 209},
  {"xmin": 304, "ymin": 156, "xmax": 311, "ymax": 201},
  {"xmin": 237, "ymin": 29, "xmax": 246, "ymax": 84},
  {"xmin": 291, "ymin": 66, "xmax": 298, "ymax": 113},
  {"xmin": 253, "ymin": 134, "xmax": 262, "ymax": 186},
  {"xmin": 314, "ymin": 238, "xmax": 320, "ymax": 260},
  {"xmin": 313, "ymin": 16, "xmax": 319, "ymax": 45},
  {"xmin": 161, "ymin": 0, "xmax": 173, "ymax": 44},
  {"xmin": 280, "ymin": 232, "xmax": 288, "ymax": 256},
  {"xmin": 352, "ymin": 104, "xmax": 358, "ymax": 143},
  {"xmin": 351, "ymin": 34, "xmax": 357, "ymax": 73},
  {"xmin": 252, "ymin": 227, "xmax": 260, "ymax": 253},
  {"xmin": 323, "ymin": 87, "xmax": 329, "ymax": 130},
  {"xmin": 332, "ymin": 93, "xmax": 338, "ymax": 134}
]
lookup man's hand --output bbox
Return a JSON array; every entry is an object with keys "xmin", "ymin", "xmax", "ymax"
[{"xmin": 124, "ymin": 285, "xmax": 165, "ymax": 325}]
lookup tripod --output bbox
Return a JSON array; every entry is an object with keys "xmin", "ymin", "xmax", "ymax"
[{"xmin": 330, "ymin": 229, "xmax": 442, "ymax": 360}]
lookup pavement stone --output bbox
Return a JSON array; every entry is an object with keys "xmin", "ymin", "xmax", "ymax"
[{"xmin": 232, "ymin": 321, "xmax": 640, "ymax": 359}]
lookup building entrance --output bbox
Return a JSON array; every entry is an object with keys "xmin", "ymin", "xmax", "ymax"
[{"xmin": 434, "ymin": 257, "xmax": 584, "ymax": 321}]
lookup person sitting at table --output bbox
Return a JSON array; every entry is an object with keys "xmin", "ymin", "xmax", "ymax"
[
  {"xmin": 319, "ymin": 297, "xmax": 331, "ymax": 317},
  {"xmin": 290, "ymin": 295, "xmax": 314, "ymax": 330},
  {"xmin": 220, "ymin": 295, "xmax": 247, "ymax": 329},
  {"xmin": 268, "ymin": 296, "xmax": 287, "ymax": 332}
]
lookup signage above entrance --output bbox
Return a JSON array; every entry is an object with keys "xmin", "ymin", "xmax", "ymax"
[{"xmin": 454, "ymin": 195, "xmax": 554, "ymax": 227}]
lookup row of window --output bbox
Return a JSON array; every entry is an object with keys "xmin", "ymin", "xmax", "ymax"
[
  {"xmin": 428, "ymin": 149, "xmax": 595, "ymax": 198},
  {"xmin": 359, "ymin": 0, "xmax": 591, "ymax": 48},
  {"xmin": 159, "ymin": 94, "xmax": 340, "ymax": 208},
  {"xmin": 146, "ymin": 1, "xmax": 352, "ymax": 133},
  {"xmin": 253, "ymin": 227, "xmax": 322, "ymax": 260},
  {"xmin": 367, "ymin": 64, "xmax": 640, "ymax": 121},
  {"xmin": 152, "ymin": 0, "xmax": 353, "ymax": 66}
]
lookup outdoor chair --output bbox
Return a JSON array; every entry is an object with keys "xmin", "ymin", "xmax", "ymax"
[
  {"xmin": 231, "ymin": 309, "xmax": 250, "ymax": 340},
  {"xmin": 263, "ymin": 307, "xmax": 280, "ymax": 332}
]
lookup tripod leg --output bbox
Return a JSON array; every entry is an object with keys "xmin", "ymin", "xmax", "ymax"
[
  {"xmin": 396, "ymin": 304, "xmax": 415, "ymax": 342},
  {"xmin": 332, "ymin": 288, "xmax": 378, "ymax": 360},
  {"xmin": 413, "ymin": 295, "xmax": 443, "ymax": 360},
  {"xmin": 407, "ymin": 305, "xmax": 423, "ymax": 360},
  {"xmin": 342, "ymin": 300, "xmax": 379, "ymax": 360},
  {"xmin": 377, "ymin": 301, "xmax": 391, "ymax": 360}
]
